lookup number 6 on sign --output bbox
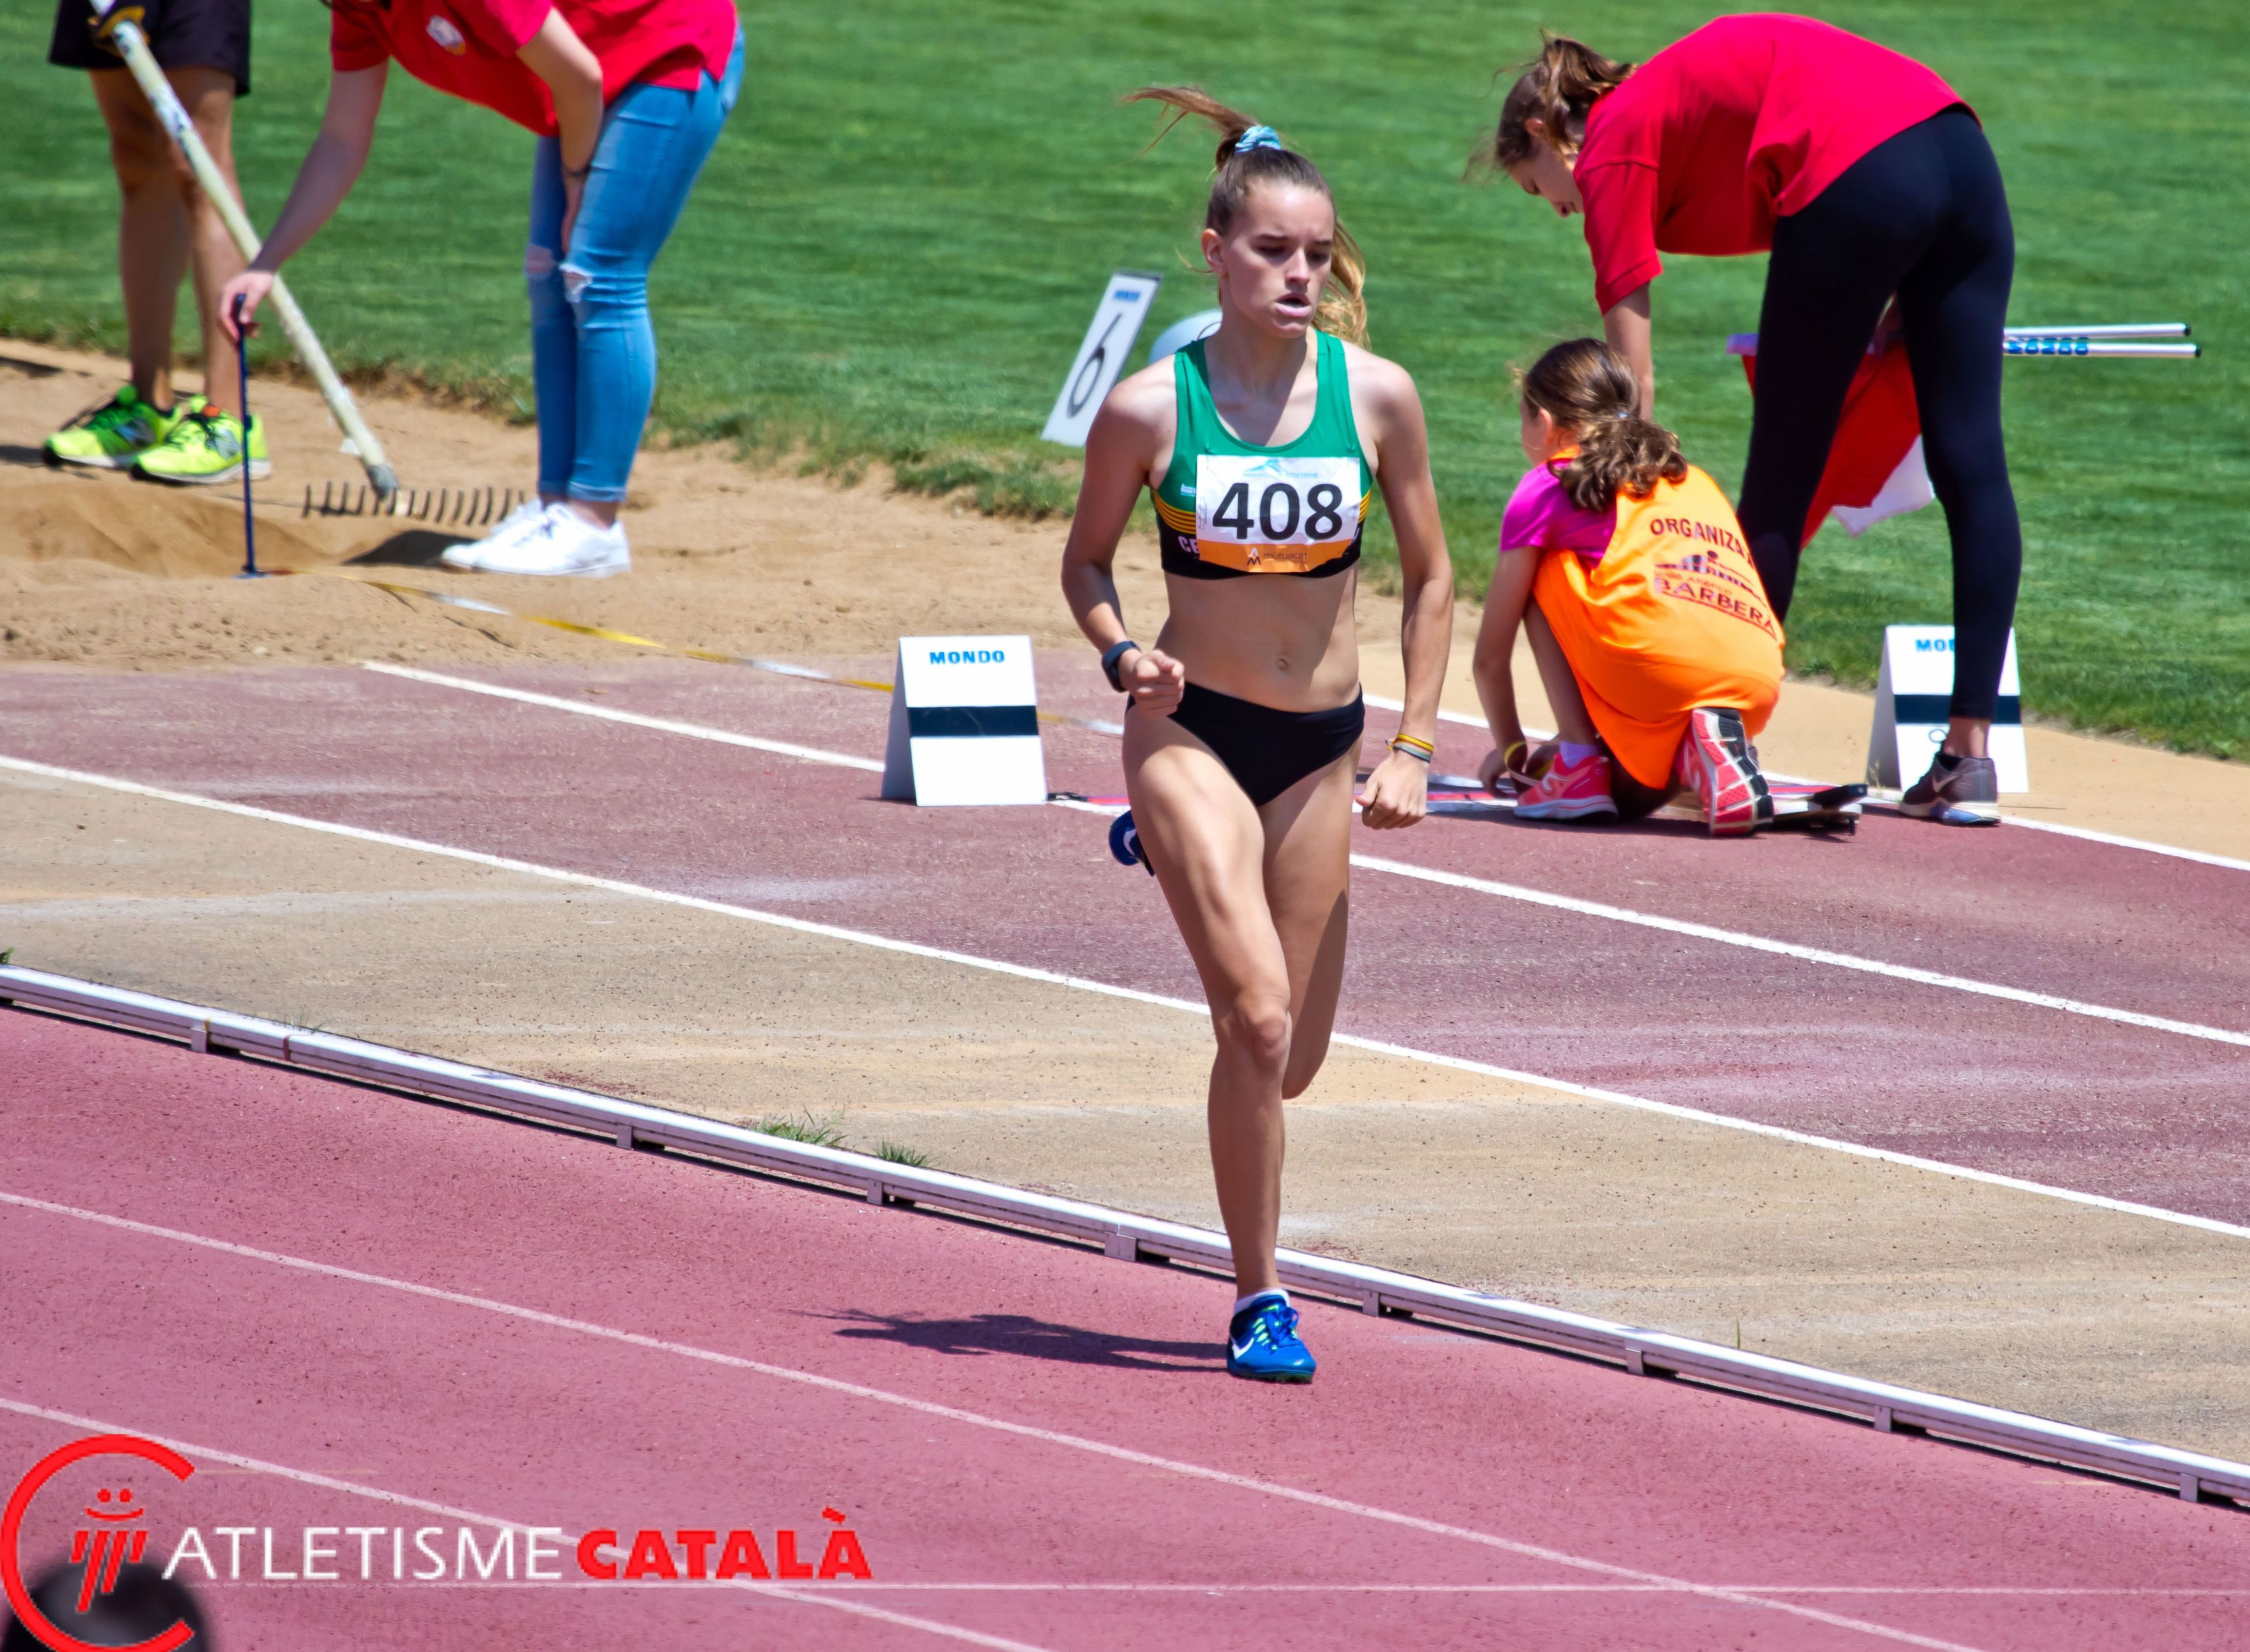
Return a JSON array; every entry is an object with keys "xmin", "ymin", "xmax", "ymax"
[
  {"xmin": 1191, "ymin": 454, "xmax": 1363, "ymax": 574},
  {"xmin": 1041, "ymin": 272, "xmax": 1162, "ymax": 447}
]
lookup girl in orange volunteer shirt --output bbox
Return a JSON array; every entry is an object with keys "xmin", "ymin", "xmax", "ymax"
[
  {"xmin": 1489, "ymin": 19, "xmax": 2019, "ymax": 823},
  {"xmin": 1473, "ymin": 339, "xmax": 1782, "ymax": 835}
]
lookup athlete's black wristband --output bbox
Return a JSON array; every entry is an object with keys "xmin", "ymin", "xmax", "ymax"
[{"xmin": 1101, "ymin": 639, "xmax": 1140, "ymax": 694}]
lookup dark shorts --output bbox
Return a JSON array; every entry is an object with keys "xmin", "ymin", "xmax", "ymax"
[
  {"xmin": 49, "ymin": 0, "xmax": 251, "ymax": 97},
  {"xmin": 1159, "ymin": 681, "xmax": 1367, "ymax": 808}
]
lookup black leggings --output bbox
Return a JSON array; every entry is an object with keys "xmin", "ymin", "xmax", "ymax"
[{"xmin": 1736, "ymin": 106, "xmax": 2021, "ymax": 721}]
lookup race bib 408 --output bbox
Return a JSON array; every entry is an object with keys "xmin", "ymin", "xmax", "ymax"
[{"xmin": 1192, "ymin": 455, "xmax": 1361, "ymax": 574}]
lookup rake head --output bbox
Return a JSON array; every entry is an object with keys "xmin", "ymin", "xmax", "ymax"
[{"xmin": 302, "ymin": 481, "xmax": 528, "ymax": 526}]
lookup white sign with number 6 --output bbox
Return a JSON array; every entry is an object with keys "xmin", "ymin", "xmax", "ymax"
[
  {"xmin": 1041, "ymin": 271, "xmax": 1163, "ymax": 447},
  {"xmin": 1190, "ymin": 454, "xmax": 1362, "ymax": 574}
]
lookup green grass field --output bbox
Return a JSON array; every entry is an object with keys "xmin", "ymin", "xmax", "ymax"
[{"xmin": 4, "ymin": 2, "xmax": 2244, "ymax": 757}]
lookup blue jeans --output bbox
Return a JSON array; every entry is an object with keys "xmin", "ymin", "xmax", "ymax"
[{"xmin": 527, "ymin": 33, "xmax": 742, "ymax": 503}]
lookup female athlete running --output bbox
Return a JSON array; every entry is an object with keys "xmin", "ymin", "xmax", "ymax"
[
  {"xmin": 1062, "ymin": 90, "xmax": 1453, "ymax": 1383},
  {"xmin": 1490, "ymin": 17, "xmax": 2019, "ymax": 823},
  {"xmin": 1474, "ymin": 339, "xmax": 1782, "ymax": 833}
]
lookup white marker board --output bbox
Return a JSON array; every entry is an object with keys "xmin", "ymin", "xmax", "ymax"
[
  {"xmin": 881, "ymin": 635, "xmax": 1048, "ymax": 807},
  {"xmin": 1040, "ymin": 272, "xmax": 1162, "ymax": 447},
  {"xmin": 1867, "ymin": 625, "xmax": 2029, "ymax": 794}
]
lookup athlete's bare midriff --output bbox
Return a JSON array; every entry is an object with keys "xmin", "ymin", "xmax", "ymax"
[{"xmin": 1154, "ymin": 568, "xmax": 1361, "ymax": 711}]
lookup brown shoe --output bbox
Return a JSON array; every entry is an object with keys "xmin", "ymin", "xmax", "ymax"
[{"xmin": 1899, "ymin": 752, "xmax": 2000, "ymax": 825}]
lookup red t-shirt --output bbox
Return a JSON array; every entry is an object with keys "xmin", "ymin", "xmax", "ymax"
[
  {"xmin": 1574, "ymin": 14, "xmax": 1965, "ymax": 312},
  {"xmin": 331, "ymin": 0, "xmax": 738, "ymax": 136}
]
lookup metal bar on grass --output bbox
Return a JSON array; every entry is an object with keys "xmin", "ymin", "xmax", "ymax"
[
  {"xmin": 2003, "ymin": 339, "xmax": 2200, "ymax": 358},
  {"xmin": 88, "ymin": 0, "xmax": 398, "ymax": 500},
  {"xmin": 2006, "ymin": 323, "xmax": 2190, "ymax": 340},
  {"xmin": 1726, "ymin": 331, "xmax": 2199, "ymax": 359}
]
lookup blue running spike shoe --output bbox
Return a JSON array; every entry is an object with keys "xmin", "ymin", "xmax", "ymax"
[
  {"xmin": 1109, "ymin": 809, "xmax": 1155, "ymax": 875},
  {"xmin": 1227, "ymin": 1294, "xmax": 1316, "ymax": 1383}
]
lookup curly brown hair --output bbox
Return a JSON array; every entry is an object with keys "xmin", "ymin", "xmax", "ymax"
[{"xmin": 1518, "ymin": 338, "xmax": 1687, "ymax": 511}]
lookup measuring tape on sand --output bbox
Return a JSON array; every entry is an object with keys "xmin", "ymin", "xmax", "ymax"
[{"xmin": 277, "ymin": 569, "xmax": 1128, "ymax": 737}]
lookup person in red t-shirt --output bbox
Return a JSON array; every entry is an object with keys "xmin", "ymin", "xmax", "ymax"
[
  {"xmin": 220, "ymin": 0, "xmax": 742, "ymax": 578},
  {"xmin": 1488, "ymin": 16, "xmax": 2021, "ymax": 825}
]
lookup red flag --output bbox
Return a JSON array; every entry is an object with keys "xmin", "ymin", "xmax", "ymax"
[{"xmin": 1736, "ymin": 335, "xmax": 1929, "ymax": 543}]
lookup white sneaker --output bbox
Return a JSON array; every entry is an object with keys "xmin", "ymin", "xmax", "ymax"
[
  {"xmin": 457, "ymin": 503, "xmax": 630, "ymax": 578},
  {"xmin": 439, "ymin": 498, "xmax": 548, "ymax": 570}
]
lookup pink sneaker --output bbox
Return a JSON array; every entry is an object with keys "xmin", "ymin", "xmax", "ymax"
[
  {"xmin": 1673, "ymin": 707, "xmax": 1773, "ymax": 836},
  {"xmin": 1514, "ymin": 748, "xmax": 1618, "ymax": 821}
]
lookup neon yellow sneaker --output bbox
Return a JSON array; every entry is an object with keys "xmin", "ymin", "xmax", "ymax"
[
  {"xmin": 44, "ymin": 386, "xmax": 200, "ymax": 470},
  {"xmin": 133, "ymin": 407, "xmax": 270, "ymax": 486}
]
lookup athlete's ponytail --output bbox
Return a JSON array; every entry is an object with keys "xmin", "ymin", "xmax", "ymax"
[
  {"xmin": 1518, "ymin": 338, "xmax": 1686, "ymax": 511},
  {"xmin": 1123, "ymin": 86, "xmax": 1368, "ymax": 346},
  {"xmin": 1489, "ymin": 34, "xmax": 1633, "ymax": 167}
]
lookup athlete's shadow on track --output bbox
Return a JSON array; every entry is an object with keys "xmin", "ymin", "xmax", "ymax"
[{"xmin": 827, "ymin": 1309, "xmax": 1220, "ymax": 1374}]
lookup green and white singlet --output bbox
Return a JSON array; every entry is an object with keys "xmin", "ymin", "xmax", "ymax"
[{"xmin": 1151, "ymin": 331, "xmax": 1374, "ymax": 580}]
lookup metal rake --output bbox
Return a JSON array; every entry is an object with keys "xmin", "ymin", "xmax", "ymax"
[{"xmin": 301, "ymin": 482, "xmax": 529, "ymax": 527}]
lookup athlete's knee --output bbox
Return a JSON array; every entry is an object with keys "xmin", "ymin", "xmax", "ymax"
[
  {"xmin": 1215, "ymin": 995, "xmax": 1292, "ymax": 1077},
  {"xmin": 108, "ymin": 120, "xmax": 173, "ymax": 195}
]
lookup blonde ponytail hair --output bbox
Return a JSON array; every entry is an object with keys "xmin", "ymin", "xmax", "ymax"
[{"xmin": 1123, "ymin": 86, "xmax": 1368, "ymax": 346}]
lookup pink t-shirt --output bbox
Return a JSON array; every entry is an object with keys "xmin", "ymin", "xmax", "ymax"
[{"xmin": 1500, "ymin": 462, "xmax": 1617, "ymax": 562}]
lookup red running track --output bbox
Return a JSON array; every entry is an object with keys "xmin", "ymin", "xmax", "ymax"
[
  {"xmin": 2, "ymin": 661, "xmax": 2247, "ymax": 1220},
  {"xmin": 4, "ymin": 1007, "xmax": 2248, "ymax": 1652}
]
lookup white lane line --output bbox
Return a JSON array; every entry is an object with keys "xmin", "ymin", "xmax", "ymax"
[
  {"xmin": 357, "ymin": 665, "xmax": 2250, "ymax": 1050},
  {"xmin": 6, "ymin": 750, "xmax": 2248, "ymax": 1243},
  {"xmin": 1995, "ymin": 815, "xmax": 2250, "ymax": 874},
  {"xmin": 1364, "ymin": 692, "xmax": 2250, "ymax": 874},
  {"xmin": 0, "ymin": 1395, "xmax": 1051, "ymax": 1652},
  {"xmin": 1350, "ymin": 854, "xmax": 2250, "ymax": 1049},
  {"xmin": 362, "ymin": 661, "xmax": 884, "ymax": 773},
  {"xmin": 0, "ymin": 1195, "xmax": 1987, "ymax": 1651}
]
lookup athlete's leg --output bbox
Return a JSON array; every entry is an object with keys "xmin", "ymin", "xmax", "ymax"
[
  {"xmin": 1897, "ymin": 111, "xmax": 2019, "ymax": 758},
  {"xmin": 167, "ymin": 66, "xmax": 244, "ymax": 419},
  {"xmin": 1259, "ymin": 751, "xmax": 1357, "ymax": 1101},
  {"xmin": 91, "ymin": 68, "xmax": 193, "ymax": 411},
  {"xmin": 1736, "ymin": 123, "xmax": 1942, "ymax": 621},
  {"xmin": 1125, "ymin": 712, "xmax": 1299, "ymax": 1299}
]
